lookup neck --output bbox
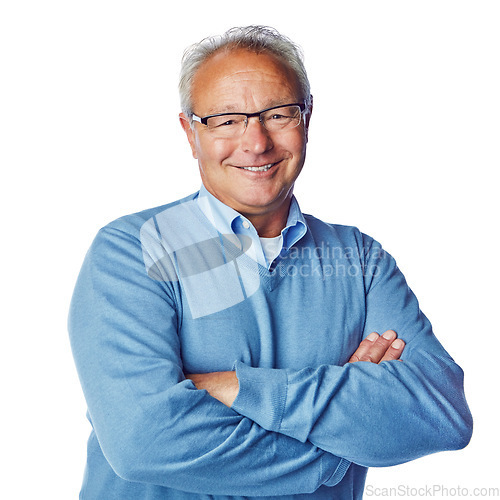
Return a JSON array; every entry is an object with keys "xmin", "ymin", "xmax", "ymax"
[
  {"xmin": 244, "ymin": 202, "xmax": 291, "ymax": 238},
  {"xmin": 200, "ymin": 183, "xmax": 293, "ymax": 238}
]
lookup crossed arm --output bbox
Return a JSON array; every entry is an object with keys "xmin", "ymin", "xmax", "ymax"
[
  {"xmin": 186, "ymin": 329, "xmax": 405, "ymax": 407},
  {"xmin": 186, "ymin": 325, "xmax": 471, "ymax": 470}
]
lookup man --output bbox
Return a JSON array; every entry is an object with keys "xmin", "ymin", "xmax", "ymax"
[{"xmin": 69, "ymin": 26, "xmax": 472, "ymax": 499}]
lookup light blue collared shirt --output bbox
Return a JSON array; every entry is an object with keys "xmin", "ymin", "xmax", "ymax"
[{"xmin": 196, "ymin": 184, "xmax": 307, "ymax": 269}]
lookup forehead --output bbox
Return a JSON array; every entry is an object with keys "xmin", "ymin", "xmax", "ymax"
[{"xmin": 191, "ymin": 48, "xmax": 301, "ymax": 114}]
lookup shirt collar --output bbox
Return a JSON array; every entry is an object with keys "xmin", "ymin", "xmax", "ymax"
[{"xmin": 196, "ymin": 184, "xmax": 307, "ymax": 250}]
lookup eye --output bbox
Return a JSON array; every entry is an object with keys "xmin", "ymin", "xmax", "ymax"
[
  {"xmin": 208, "ymin": 115, "xmax": 244, "ymax": 129},
  {"xmin": 218, "ymin": 119, "xmax": 237, "ymax": 127}
]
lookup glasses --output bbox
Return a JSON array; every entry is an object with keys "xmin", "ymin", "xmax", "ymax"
[{"xmin": 191, "ymin": 102, "xmax": 307, "ymax": 138}]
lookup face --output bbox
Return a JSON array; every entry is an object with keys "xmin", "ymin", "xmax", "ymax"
[{"xmin": 180, "ymin": 49, "xmax": 311, "ymax": 228}]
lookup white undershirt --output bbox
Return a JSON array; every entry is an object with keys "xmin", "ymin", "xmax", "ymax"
[{"xmin": 259, "ymin": 235, "xmax": 283, "ymax": 266}]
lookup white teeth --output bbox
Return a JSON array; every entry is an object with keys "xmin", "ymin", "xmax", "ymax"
[{"xmin": 240, "ymin": 163, "xmax": 274, "ymax": 172}]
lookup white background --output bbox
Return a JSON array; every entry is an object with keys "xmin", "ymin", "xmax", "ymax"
[{"xmin": 1, "ymin": 1, "xmax": 498, "ymax": 498}]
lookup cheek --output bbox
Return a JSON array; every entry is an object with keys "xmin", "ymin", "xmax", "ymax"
[
  {"xmin": 277, "ymin": 130, "xmax": 307, "ymax": 159},
  {"xmin": 197, "ymin": 136, "xmax": 235, "ymax": 166}
]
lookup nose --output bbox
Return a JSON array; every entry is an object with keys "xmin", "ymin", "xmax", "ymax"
[{"xmin": 240, "ymin": 117, "xmax": 274, "ymax": 154}]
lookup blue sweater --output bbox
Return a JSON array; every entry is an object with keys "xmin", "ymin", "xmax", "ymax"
[{"xmin": 69, "ymin": 188, "xmax": 472, "ymax": 499}]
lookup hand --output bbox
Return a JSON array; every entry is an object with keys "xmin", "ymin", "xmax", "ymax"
[
  {"xmin": 348, "ymin": 330, "xmax": 405, "ymax": 364},
  {"xmin": 185, "ymin": 371, "xmax": 239, "ymax": 408}
]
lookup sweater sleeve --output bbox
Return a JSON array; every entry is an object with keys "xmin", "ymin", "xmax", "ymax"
[
  {"xmin": 68, "ymin": 224, "xmax": 349, "ymax": 496},
  {"xmin": 231, "ymin": 233, "xmax": 473, "ymax": 467}
]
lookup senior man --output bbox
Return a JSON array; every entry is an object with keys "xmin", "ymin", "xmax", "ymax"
[{"xmin": 69, "ymin": 26, "xmax": 472, "ymax": 499}]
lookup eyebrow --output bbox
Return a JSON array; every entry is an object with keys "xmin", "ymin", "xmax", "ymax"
[{"xmin": 204, "ymin": 104, "xmax": 240, "ymax": 115}]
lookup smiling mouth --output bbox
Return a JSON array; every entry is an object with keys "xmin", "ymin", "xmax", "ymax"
[{"xmin": 237, "ymin": 162, "xmax": 278, "ymax": 172}]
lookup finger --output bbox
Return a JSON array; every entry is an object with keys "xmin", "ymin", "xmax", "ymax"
[
  {"xmin": 348, "ymin": 332, "xmax": 379, "ymax": 362},
  {"xmin": 380, "ymin": 338, "xmax": 405, "ymax": 362},
  {"xmin": 350, "ymin": 330, "xmax": 398, "ymax": 364}
]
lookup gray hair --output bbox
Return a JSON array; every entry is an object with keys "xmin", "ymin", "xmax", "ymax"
[{"xmin": 179, "ymin": 25, "xmax": 311, "ymax": 116}]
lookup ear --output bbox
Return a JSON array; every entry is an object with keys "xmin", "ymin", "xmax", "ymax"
[
  {"xmin": 304, "ymin": 97, "xmax": 313, "ymax": 142},
  {"xmin": 306, "ymin": 96, "xmax": 313, "ymax": 129},
  {"xmin": 179, "ymin": 113, "xmax": 198, "ymax": 159}
]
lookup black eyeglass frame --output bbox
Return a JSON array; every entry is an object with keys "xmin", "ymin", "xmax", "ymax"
[{"xmin": 191, "ymin": 102, "xmax": 308, "ymax": 127}]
